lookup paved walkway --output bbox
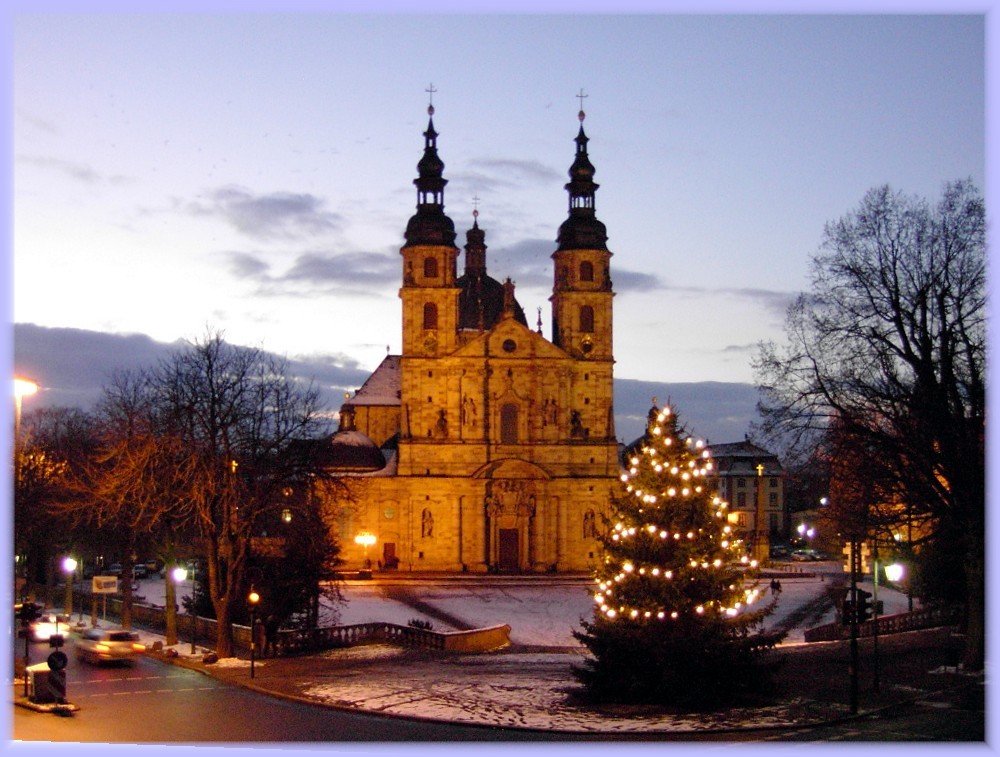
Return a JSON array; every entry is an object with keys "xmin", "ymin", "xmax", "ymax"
[{"xmin": 159, "ymin": 626, "xmax": 983, "ymax": 736}]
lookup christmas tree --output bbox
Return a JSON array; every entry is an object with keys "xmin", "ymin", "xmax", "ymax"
[{"xmin": 573, "ymin": 404, "xmax": 783, "ymax": 708}]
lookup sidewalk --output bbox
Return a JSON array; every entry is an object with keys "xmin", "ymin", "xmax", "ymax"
[{"xmin": 156, "ymin": 626, "xmax": 982, "ymax": 736}]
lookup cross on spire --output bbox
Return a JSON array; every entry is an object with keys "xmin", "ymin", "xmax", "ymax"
[
  {"xmin": 576, "ymin": 88, "xmax": 588, "ymax": 121},
  {"xmin": 426, "ymin": 83, "xmax": 437, "ymax": 115}
]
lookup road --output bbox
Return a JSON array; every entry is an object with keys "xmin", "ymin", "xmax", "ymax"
[{"xmin": 12, "ymin": 637, "xmax": 578, "ymax": 743}]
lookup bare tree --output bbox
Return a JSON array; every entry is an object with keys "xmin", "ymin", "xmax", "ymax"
[
  {"xmin": 151, "ymin": 332, "xmax": 333, "ymax": 657},
  {"xmin": 754, "ymin": 180, "xmax": 985, "ymax": 669},
  {"xmin": 14, "ymin": 407, "xmax": 95, "ymax": 606}
]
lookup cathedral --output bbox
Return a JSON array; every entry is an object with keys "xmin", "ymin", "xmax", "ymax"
[{"xmin": 325, "ymin": 99, "xmax": 619, "ymax": 573}]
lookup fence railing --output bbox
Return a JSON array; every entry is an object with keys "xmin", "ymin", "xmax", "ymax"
[
  {"xmin": 803, "ymin": 605, "xmax": 961, "ymax": 643},
  {"xmin": 275, "ymin": 622, "xmax": 511, "ymax": 655},
  {"xmin": 65, "ymin": 586, "xmax": 510, "ymax": 655}
]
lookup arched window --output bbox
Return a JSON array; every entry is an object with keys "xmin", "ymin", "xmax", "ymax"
[
  {"xmin": 579, "ymin": 260, "xmax": 594, "ymax": 282},
  {"xmin": 500, "ymin": 403, "xmax": 518, "ymax": 444},
  {"xmin": 579, "ymin": 305, "xmax": 595, "ymax": 333},
  {"xmin": 423, "ymin": 257, "xmax": 438, "ymax": 278},
  {"xmin": 423, "ymin": 302, "xmax": 438, "ymax": 330}
]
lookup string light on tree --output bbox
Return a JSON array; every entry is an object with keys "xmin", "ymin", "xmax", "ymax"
[{"xmin": 573, "ymin": 402, "xmax": 783, "ymax": 708}]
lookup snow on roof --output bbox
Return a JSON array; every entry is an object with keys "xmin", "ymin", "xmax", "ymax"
[{"xmin": 343, "ymin": 354, "xmax": 401, "ymax": 407}]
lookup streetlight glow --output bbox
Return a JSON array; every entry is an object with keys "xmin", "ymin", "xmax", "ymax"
[
  {"xmin": 62, "ymin": 556, "xmax": 77, "ymax": 619},
  {"xmin": 884, "ymin": 563, "xmax": 905, "ymax": 582},
  {"xmin": 13, "ymin": 378, "xmax": 38, "ymax": 399}
]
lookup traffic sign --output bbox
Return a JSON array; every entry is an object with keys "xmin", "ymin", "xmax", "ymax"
[{"xmin": 47, "ymin": 650, "xmax": 68, "ymax": 671}]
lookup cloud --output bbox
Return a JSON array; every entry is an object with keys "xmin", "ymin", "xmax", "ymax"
[
  {"xmin": 223, "ymin": 249, "xmax": 398, "ymax": 296},
  {"xmin": 15, "ymin": 324, "xmax": 764, "ymax": 445},
  {"xmin": 13, "ymin": 324, "xmax": 374, "ymax": 417},
  {"xmin": 188, "ymin": 185, "xmax": 344, "ymax": 240},
  {"xmin": 457, "ymin": 158, "xmax": 562, "ymax": 192},
  {"xmin": 483, "ymin": 238, "xmax": 666, "ymax": 295},
  {"xmin": 723, "ymin": 287, "xmax": 797, "ymax": 319},
  {"xmin": 284, "ymin": 252, "xmax": 397, "ymax": 286},
  {"xmin": 18, "ymin": 154, "xmax": 132, "ymax": 186}
]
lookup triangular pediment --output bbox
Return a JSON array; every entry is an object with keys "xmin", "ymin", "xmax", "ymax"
[{"xmin": 454, "ymin": 318, "xmax": 570, "ymax": 361}]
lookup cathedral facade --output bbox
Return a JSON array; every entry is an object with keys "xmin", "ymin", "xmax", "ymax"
[{"xmin": 327, "ymin": 103, "xmax": 618, "ymax": 573}]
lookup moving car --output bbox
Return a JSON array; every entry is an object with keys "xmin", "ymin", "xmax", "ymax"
[
  {"xmin": 29, "ymin": 613, "xmax": 71, "ymax": 642},
  {"xmin": 76, "ymin": 628, "xmax": 146, "ymax": 666}
]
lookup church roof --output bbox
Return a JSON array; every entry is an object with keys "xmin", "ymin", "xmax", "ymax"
[
  {"xmin": 286, "ymin": 430, "xmax": 390, "ymax": 474},
  {"xmin": 321, "ymin": 429, "xmax": 387, "ymax": 471},
  {"xmin": 342, "ymin": 354, "xmax": 401, "ymax": 407},
  {"xmin": 709, "ymin": 440, "xmax": 783, "ymax": 476}
]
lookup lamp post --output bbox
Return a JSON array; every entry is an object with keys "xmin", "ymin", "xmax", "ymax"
[
  {"xmin": 170, "ymin": 566, "xmax": 187, "ymax": 647},
  {"xmin": 62, "ymin": 556, "xmax": 77, "ymax": 620},
  {"xmin": 247, "ymin": 586, "xmax": 260, "ymax": 679},
  {"xmin": 187, "ymin": 566, "xmax": 198, "ymax": 654}
]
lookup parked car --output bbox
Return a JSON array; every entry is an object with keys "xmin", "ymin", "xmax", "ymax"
[
  {"xmin": 791, "ymin": 548, "xmax": 822, "ymax": 561},
  {"xmin": 76, "ymin": 628, "xmax": 145, "ymax": 666},
  {"xmin": 132, "ymin": 564, "xmax": 148, "ymax": 579},
  {"xmin": 103, "ymin": 563, "xmax": 123, "ymax": 577},
  {"xmin": 29, "ymin": 612, "xmax": 71, "ymax": 642}
]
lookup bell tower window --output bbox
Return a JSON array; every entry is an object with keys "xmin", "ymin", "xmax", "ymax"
[
  {"xmin": 423, "ymin": 302, "xmax": 438, "ymax": 330},
  {"xmin": 423, "ymin": 257, "xmax": 438, "ymax": 278},
  {"xmin": 579, "ymin": 305, "xmax": 594, "ymax": 333},
  {"xmin": 580, "ymin": 261, "xmax": 594, "ymax": 282}
]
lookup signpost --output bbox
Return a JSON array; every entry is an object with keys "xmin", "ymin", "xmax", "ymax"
[{"xmin": 92, "ymin": 575, "xmax": 118, "ymax": 622}]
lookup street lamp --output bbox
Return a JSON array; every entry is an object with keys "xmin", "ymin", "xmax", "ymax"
[
  {"xmin": 247, "ymin": 586, "xmax": 260, "ymax": 679},
  {"xmin": 170, "ymin": 566, "xmax": 187, "ymax": 647},
  {"xmin": 62, "ymin": 556, "xmax": 77, "ymax": 620},
  {"xmin": 354, "ymin": 531, "xmax": 377, "ymax": 570},
  {"xmin": 884, "ymin": 562, "xmax": 904, "ymax": 583},
  {"xmin": 184, "ymin": 566, "xmax": 198, "ymax": 654},
  {"xmin": 13, "ymin": 377, "xmax": 38, "ymax": 442}
]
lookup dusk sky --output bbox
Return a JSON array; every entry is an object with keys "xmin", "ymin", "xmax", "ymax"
[{"xmin": 6, "ymin": 4, "xmax": 989, "ymax": 440}]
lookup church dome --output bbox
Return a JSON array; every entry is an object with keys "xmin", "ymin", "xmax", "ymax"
[
  {"xmin": 322, "ymin": 430, "xmax": 386, "ymax": 472},
  {"xmin": 456, "ymin": 272, "xmax": 527, "ymax": 330},
  {"xmin": 456, "ymin": 214, "xmax": 527, "ymax": 330}
]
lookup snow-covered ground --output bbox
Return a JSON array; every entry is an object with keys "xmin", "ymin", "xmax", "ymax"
[
  {"xmin": 57, "ymin": 563, "xmax": 922, "ymax": 734},
  {"xmin": 133, "ymin": 560, "xmax": 915, "ymax": 648}
]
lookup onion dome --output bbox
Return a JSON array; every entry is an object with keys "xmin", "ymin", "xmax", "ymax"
[
  {"xmin": 404, "ymin": 100, "xmax": 456, "ymax": 248},
  {"xmin": 556, "ymin": 106, "xmax": 608, "ymax": 251}
]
